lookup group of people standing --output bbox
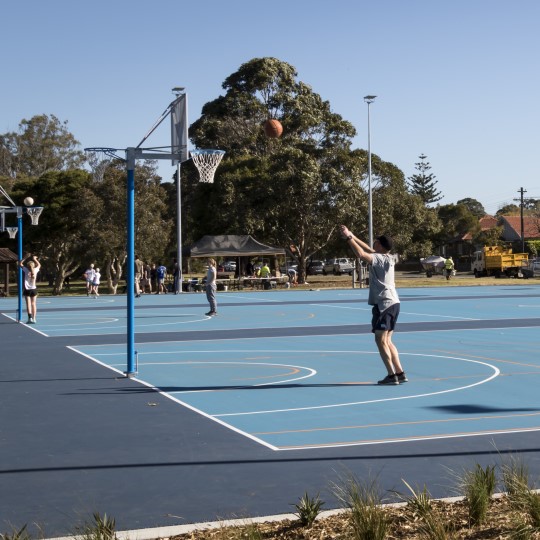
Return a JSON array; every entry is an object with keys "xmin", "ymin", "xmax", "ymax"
[
  {"xmin": 83, "ymin": 264, "xmax": 101, "ymax": 297},
  {"xmin": 134, "ymin": 256, "xmax": 170, "ymax": 297}
]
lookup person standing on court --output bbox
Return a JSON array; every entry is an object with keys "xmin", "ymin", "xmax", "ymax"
[
  {"xmin": 20, "ymin": 254, "xmax": 41, "ymax": 324},
  {"xmin": 90, "ymin": 267, "xmax": 101, "ymax": 297},
  {"xmin": 205, "ymin": 258, "xmax": 217, "ymax": 316},
  {"xmin": 340, "ymin": 225, "xmax": 407, "ymax": 385},
  {"xmin": 155, "ymin": 262, "xmax": 167, "ymax": 294},
  {"xmin": 134, "ymin": 255, "xmax": 144, "ymax": 297},
  {"xmin": 84, "ymin": 263, "xmax": 96, "ymax": 296}
]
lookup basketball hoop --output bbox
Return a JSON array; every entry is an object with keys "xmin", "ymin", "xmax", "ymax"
[
  {"xmin": 26, "ymin": 207, "xmax": 43, "ymax": 226},
  {"xmin": 190, "ymin": 149, "xmax": 225, "ymax": 183},
  {"xmin": 6, "ymin": 227, "xmax": 18, "ymax": 239},
  {"xmin": 84, "ymin": 147, "xmax": 125, "ymax": 182}
]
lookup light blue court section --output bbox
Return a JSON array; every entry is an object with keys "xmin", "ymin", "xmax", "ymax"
[
  {"xmin": 71, "ymin": 326, "xmax": 540, "ymax": 450},
  {"xmin": 3, "ymin": 285, "xmax": 540, "ymax": 337}
]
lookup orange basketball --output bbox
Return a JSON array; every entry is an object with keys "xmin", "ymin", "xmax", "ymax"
[{"xmin": 264, "ymin": 118, "xmax": 283, "ymax": 138}]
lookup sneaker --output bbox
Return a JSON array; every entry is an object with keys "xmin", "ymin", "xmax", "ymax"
[
  {"xmin": 26, "ymin": 318, "xmax": 32, "ymax": 324},
  {"xmin": 396, "ymin": 371, "xmax": 408, "ymax": 383},
  {"xmin": 378, "ymin": 374, "xmax": 399, "ymax": 385},
  {"xmin": 28, "ymin": 317, "xmax": 36, "ymax": 324},
  {"xmin": 205, "ymin": 311, "xmax": 217, "ymax": 316}
]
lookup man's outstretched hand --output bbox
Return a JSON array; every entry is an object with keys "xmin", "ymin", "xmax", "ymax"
[{"xmin": 340, "ymin": 225, "xmax": 351, "ymax": 239}]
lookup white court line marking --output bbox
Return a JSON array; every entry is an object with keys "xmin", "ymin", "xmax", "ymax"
[
  {"xmin": 308, "ymin": 303, "xmax": 479, "ymax": 320},
  {"xmin": 67, "ymin": 346, "xmax": 280, "ymax": 451},
  {"xmin": 37, "ymin": 317, "xmax": 120, "ymax": 327},
  {"xmin": 1, "ymin": 314, "xmax": 48, "ymax": 336},
  {"xmin": 221, "ymin": 294, "xmax": 281, "ymax": 302},
  {"xmin": 39, "ymin": 299, "xmax": 117, "ymax": 306},
  {"xmin": 137, "ymin": 361, "xmax": 317, "ymax": 392},
  {"xmin": 84, "ymin": 347, "xmax": 500, "ymax": 417},
  {"xmin": 35, "ymin": 313, "xmax": 211, "ymax": 335},
  {"xmin": 213, "ymin": 353, "xmax": 500, "ymax": 416}
]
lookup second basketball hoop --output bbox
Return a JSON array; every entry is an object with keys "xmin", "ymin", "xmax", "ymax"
[{"xmin": 190, "ymin": 149, "xmax": 225, "ymax": 183}]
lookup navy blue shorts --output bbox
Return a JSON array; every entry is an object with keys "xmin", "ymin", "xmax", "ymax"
[
  {"xmin": 371, "ymin": 303, "xmax": 400, "ymax": 333},
  {"xmin": 23, "ymin": 288, "xmax": 38, "ymax": 298}
]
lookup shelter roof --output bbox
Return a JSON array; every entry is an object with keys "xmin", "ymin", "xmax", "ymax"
[
  {"xmin": 0, "ymin": 248, "xmax": 18, "ymax": 263},
  {"xmin": 189, "ymin": 235, "xmax": 285, "ymax": 258}
]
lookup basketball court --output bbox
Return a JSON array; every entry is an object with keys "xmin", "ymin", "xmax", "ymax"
[{"xmin": 2, "ymin": 284, "xmax": 540, "ymax": 537}]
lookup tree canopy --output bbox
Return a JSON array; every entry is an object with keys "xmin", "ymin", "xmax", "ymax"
[
  {"xmin": 187, "ymin": 57, "xmax": 441, "ymax": 276},
  {"xmin": 457, "ymin": 197, "xmax": 486, "ymax": 218},
  {"xmin": 0, "ymin": 114, "xmax": 86, "ymax": 178}
]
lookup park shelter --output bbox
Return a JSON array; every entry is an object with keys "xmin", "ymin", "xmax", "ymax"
[
  {"xmin": 0, "ymin": 248, "xmax": 18, "ymax": 296},
  {"xmin": 188, "ymin": 235, "xmax": 286, "ymax": 278},
  {"xmin": 189, "ymin": 235, "xmax": 285, "ymax": 258}
]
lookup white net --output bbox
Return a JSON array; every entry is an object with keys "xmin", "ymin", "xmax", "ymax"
[
  {"xmin": 26, "ymin": 207, "xmax": 43, "ymax": 225},
  {"xmin": 85, "ymin": 148, "xmax": 123, "ymax": 182},
  {"xmin": 6, "ymin": 227, "xmax": 18, "ymax": 239},
  {"xmin": 190, "ymin": 150, "xmax": 225, "ymax": 183}
]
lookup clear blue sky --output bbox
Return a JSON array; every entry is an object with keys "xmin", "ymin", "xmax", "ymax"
[{"xmin": 3, "ymin": 0, "xmax": 540, "ymax": 215}]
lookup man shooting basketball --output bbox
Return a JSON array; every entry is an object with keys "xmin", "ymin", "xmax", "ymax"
[{"xmin": 340, "ymin": 225, "xmax": 407, "ymax": 385}]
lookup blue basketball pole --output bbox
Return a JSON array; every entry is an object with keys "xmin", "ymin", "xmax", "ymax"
[
  {"xmin": 126, "ymin": 148, "xmax": 136, "ymax": 375},
  {"xmin": 17, "ymin": 209, "xmax": 23, "ymax": 323}
]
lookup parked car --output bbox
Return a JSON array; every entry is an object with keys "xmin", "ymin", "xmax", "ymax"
[
  {"xmin": 222, "ymin": 261, "xmax": 236, "ymax": 272},
  {"xmin": 323, "ymin": 258, "xmax": 354, "ymax": 275},
  {"xmin": 306, "ymin": 260, "xmax": 324, "ymax": 275},
  {"xmin": 279, "ymin": 261, "xmax": 298, "ymax": 273}
]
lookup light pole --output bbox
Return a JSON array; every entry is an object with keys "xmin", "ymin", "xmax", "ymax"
[
  {"xmin": 172, "ymin": 86, "xmax": 186, "ymax": 293},
  {"xmin": 364, "ymin": 95, "xmax": 376, "ymax": 248}
]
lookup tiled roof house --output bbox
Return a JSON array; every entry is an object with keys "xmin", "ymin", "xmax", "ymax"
[{"xmin": 499, "ymin": 215, "xmax": 540, "ymax": 241}]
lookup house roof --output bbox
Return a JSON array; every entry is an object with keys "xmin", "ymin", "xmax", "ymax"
[
  {"xmin": 460, "ymin": 214, "xmax": 540, "ymax": 242},
  {"xmin": 462, "ymin": 214, "xmax": 499, "ymax": 241},
  {"xmin": 0, "ymin": 248, "xmax": 18, "ymax": 263},
  {"xmin": 501, "ymin": 215, "xmax": 540, "ymax": 240}
]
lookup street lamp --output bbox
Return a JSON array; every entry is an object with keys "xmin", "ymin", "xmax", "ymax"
[{"xmin": 364, "ymin": 95, "xmax": 376, "ymax": 248}]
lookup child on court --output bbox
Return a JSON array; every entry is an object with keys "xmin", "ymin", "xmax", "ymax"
[
  {"xmin": 20, "ymin": 254, "xmax": 41, "ymax": 324},
  {"xmin": 91, "ymin": 267, "xmax": 101, "ymax": 297}
]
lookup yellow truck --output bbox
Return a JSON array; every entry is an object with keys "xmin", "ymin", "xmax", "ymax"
[{"xmin": 471, "ymin": 246, "xmax": 531, "ymax": 278}]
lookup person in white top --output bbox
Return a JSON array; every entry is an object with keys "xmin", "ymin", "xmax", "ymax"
[
  {"xmin": 84, "ymin": 264, "xmax": 96, "ymax": 296},
  {"xmin": 91, "ymin": 267, "xmax": 101, "ymax": 297},
  {"xmin": 20, "ymin": 254, "xmax": 41, "ymax": 324},
  {"xmin": 340, "ymin": 225, "xmax": 407, "ymax": 385}
]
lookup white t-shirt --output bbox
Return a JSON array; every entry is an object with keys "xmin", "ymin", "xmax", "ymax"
[
  {"xmin": 368, "ymin": 253, "xmax": 400, "ymax": 311},
  {"xmin": 206, "ymin": 266, "xmax": 216, "ymax": 287},
  {"xmin": 22, "ymin": 266, "xmax": 39, "ymax": 290},
  {"xmin": 93, "ymin": 271, "xmax": 101, "ymax": 285},
  {"xmin": 86, "ymin": 268, "xmax": 96, "ymax": 282}
]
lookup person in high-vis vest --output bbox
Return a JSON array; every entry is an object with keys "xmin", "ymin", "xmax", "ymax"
[{"xmin": 444, "ymin": 256, "xmax": 454, "ymax": 280}]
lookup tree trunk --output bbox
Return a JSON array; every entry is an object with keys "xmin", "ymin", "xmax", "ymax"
[
  {"xmin": 106, "ymin": 254, "xmax": 125, "ymax": 295},
  {"xmin": 53, "ymin": 270, "xmax": 65, "ymax": 295}
]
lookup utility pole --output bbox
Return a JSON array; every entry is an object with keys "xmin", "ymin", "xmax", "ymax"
[{"xmin": 513, "ymin": 187, "xmax": 537, "ymax": 253}]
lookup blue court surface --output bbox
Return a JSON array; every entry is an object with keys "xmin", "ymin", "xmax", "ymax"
[{"xmin": 2, "ymin": 285, "xmax": 540, "ymax": 536}]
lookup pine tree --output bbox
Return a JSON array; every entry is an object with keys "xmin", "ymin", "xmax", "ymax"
[{"xmin": 407, "ymin": 154, "xmax": 442, "ymax": 204}]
